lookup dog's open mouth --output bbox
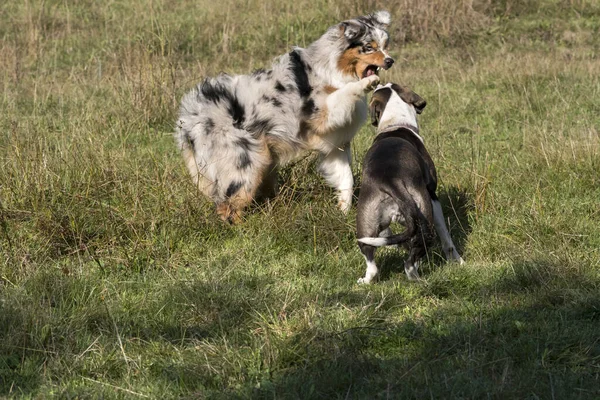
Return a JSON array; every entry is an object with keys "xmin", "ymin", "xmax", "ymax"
[{"xmin": 363, "ymin": 65, "xmax": 380, "ymax": 78}]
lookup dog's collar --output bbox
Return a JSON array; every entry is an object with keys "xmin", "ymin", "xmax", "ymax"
[{"xmin": 376, "ymin": 123, "xmax": 423, "ymax": 143}]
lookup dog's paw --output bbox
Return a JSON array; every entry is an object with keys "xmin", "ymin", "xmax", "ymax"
[
  {"xmin": 360, "ymin": 75, "xmax": 380, "ymax": 92},
  {"xmin": 337, "ymin": 189, "xmax": 352, "ymax": 214},
  {"xmin": 406, "ymin": 271, "xmax": 420, "ymax": 281},
  {"xmin": 448, "ymin": 249, "xmax": 464, "ymax": 264},
  {"xmin": 357, "ymin": 277, "xmax": 372, "ymax": 284},
  {"xmin": 405, "ymin": 264, "xmax": 420, "ymax": 281},
  {"xmin": 337, "ymin": 199, "xmax": 351, "ymax": 214}
]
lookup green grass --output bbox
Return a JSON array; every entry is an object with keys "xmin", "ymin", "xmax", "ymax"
[{"xmin": 1, "ymin": 0, "xmax": 600, "ymax": 398}]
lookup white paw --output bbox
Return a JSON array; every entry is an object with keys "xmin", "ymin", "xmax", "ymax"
[
  {"xmin": 450, "ymin": 250, "xmax": 464, "ymax": 264},
  {"xmin": 406, "ymin": 271, "xmax": 420, "ymax": 281},
  {"xmin": 357, "ymin": 277, "xmax": 372, "ymax": 284},
  {"xmin": 445, "ymin": 247, "xmax": 464, "ymax": 265},
  {"xmin": 337, "ymin": 189, "xmax": 352, "ymax": 214},
  {"xmin": 338, "ymin": 199, "xmax": 351, "ymax": 214},
  {"xmin": 360, "ymin": 75, "xmax": 380, "ymax": 92},
  {"xmin": 405, "ymin": 265, "xmax": 420, "ymax": 281}
]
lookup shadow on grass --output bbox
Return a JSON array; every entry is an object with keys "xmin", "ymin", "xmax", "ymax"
[
  {"xmin": 248, "ymin": 308, "xmax": 599, "ymax": 399},
  {"xmin": 0, "ymin": 303, "xmax": 43, "ymax": 396},
  {"xmin": 0, "ymin": 271, "xmax": 275, "ymax": 397},
  {"xmin": 237, "ymin": 262, "xmax": 600, "ymax": 399},
  {"xmin": 155, "ymin": 258, "xmax": 598, "ymax": 399},
  {"xmin": 4, "ymin": 256, "xmax": 598, "ymax": 398}
]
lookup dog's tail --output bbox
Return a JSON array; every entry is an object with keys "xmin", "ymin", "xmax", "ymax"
[
  {"xmin": 358, "ymin": 186, "xmax": 432, "ymax": 248},
  {"xmin": 357, "ymin": 231, "xmax": 413, "ymax": 247}
]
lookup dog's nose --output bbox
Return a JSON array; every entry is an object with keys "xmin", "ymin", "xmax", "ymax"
[{"xmin": 384, "ymin": 57, "xmax": 394, "ymax": 69}]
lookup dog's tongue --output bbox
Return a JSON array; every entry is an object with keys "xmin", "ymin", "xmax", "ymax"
[{"xmin": 366, "ymin": 69, "xmax": 375, "ymax": 77}]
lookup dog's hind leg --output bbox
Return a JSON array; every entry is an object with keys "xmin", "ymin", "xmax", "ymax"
[
  {"xmin": 216, "ymin": 189, "xmax": 252, "ymax": 224},
  {"xmin": 216, "ymin": 176, "xmax": 266, "ymax": 224},
  {"xmin": 256, "ymin": 161, "xmax": 278, "ymax": 201},
  {"xmin": 318, "ymin": 143, "xmax": 354, "ymax": 213},
  {"xmin": 356, "ymin": 191, "xmax": 389, "ymax": 283},
  {"xmin": 404, "ymin": 259, "xmax": 421, "ymax": 280},
  {"xmin": 431, "ymin": 199, "xmax": 464, "ymax": 263},
  {"xmin": 358, "ymin": 243, "xmax": 378, "ymax": 284},
  {"xmin": 404, "ymin": 217, "xmax": 426, "ymax": 281},
  {"xmin": 181, "ymin": 145, "xmax": 223, "ymax": 204},
  {"xmin": 215, "ymin": 143, "xmax": 273, "ymax": 224},
  {"xmin": 403, "ymin": 187, "xmax": 435, "ymax": 280}
]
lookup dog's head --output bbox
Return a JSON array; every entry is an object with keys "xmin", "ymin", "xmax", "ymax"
[
  {"xmin": 369, "ymin": 83, "xmax": 426, "ymax": 128},
  {"xmin": 335, "ymin": 11, "xmax": 394, "ymax": 80}
]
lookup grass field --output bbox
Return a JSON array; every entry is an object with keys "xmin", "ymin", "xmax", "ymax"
[{"xmin": 1, "ymin": 0, "xmax": 600, "ymax": 398}]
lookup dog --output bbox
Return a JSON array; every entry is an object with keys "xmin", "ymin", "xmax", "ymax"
[
  {"xmin": 356, "ymin": 83, "xmax": 464, "ymax": 284},
  {"xmin": 175, "ymin": 11, "xmax": 394, "ymax": 223}
]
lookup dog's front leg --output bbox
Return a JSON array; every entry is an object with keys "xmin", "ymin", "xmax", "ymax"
[
  {"xmin": 313, "ymin": 76, "xmax": 379, "ymax": 213},
  {"xmin": 431, "ymin": 199, "xmax": 465, "ymax": 264},
  {"xmin": 318, "ymin": 142, "xmax": 353, "ymax": 213},
  {"xmin": 320, "ymin": 75, "xmax": 380, "ymax": 131},
  {"xmin": 357, "ymin": 243, "xmax": 378, "ymax": 284}
]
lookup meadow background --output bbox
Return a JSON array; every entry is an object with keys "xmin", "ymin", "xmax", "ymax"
[{"xmin": 1, "ymin": 0, "xmax": 599, "ymax": 398}]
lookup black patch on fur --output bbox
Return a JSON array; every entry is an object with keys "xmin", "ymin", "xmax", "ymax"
[
  {"xmin": 252, "ymin": 68, "xmax": 273, "ymax": 81},
  {"xmin": 229, "ymin": 97, "xmax": 245, "ymax": 129},
  {"xmin": 260, "ymin": 95, "xmax": 283, "ymax": 108},
  {"xmin": 200, "ymin": 79, "xmax": 245, "ymax": 128},
  {"xmin": 347, "ymin": 41, "xmax": 364, "ymax": 49},
  {"xmin": 275, "ymin": 81, "xmax": 286, "ymax": 92},
  {"xmin": 289, "ymin": 50, "xmax": 312, "ymax": 98},
  {"xmin": 183, "ymin": 131, "xmax": 195, "ymax": 150},
  {"xmin": 238, "ymin": 151, "xmax": 252, "ymax": 169},
  {"xmin": 302, "ymin": 98, "xmax": 317, "ymax": 116},
  {"xmin": 204, "ymin": 118, "xmax": 215, "ymax": 134},
  {"xmin": 235, "ymin": 137, "xmax": 254, "ymax": 152},
  {"xmin": 252, "ymin": 68, "xmax": 272, "ymax": 77},
  {"xmin": 226, "ymin": 181, "xmax": 243, "ymax": 198},
  {"xmin": 246, "ymin": 118, "xmax": 274, "ymax": 137},
  {"xmin": 298, "ymin": 120, "xmax": 310, "ymax": 140},
  {"xmin": 211, "ymin": 179, "xmax": 220, "ymax": 198},
  {"xmin": 199, "ymin": 80, "xmax": 227, "ymax": 104}
]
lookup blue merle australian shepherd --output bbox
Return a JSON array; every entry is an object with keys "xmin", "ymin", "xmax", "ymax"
[{"xmin": 176, "ymin": 11, "xmax": 394, "ymax": 222}]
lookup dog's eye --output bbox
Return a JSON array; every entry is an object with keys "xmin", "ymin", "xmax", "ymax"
[{"xmin": 363, "ymin": 44, "xmax": 374, "ymax": 53}]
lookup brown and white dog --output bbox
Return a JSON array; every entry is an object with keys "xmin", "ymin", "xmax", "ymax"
[
  {"xmin": 356, "ymin": 83, "xmax": 464, "ymax": 284},
  {"xmin": 175, "ymin": 11, "xmax": 394, "ymax": 222}
]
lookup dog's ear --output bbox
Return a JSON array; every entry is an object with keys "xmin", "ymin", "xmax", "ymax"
[
  {"xmin": 410, "ymin": 91, "xmax": 427, "ymax": 114},
  {"xmin": 371, "ymin": 10, "xmax": 391, "ymax": 29},
  {"xmin": 340, "ymin": 21, "xmax": 365, "ymax": 42},
  {"xmin": 394, "ymin": 84, "xmax": 427, "ymax": 114},
  {"xmin": 369, "ymin": 98, "xmax": 382, "ymax": 126},
  {"xmin": 413, "ymin": 97, "xmax": 427, "ymax": 114}
]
